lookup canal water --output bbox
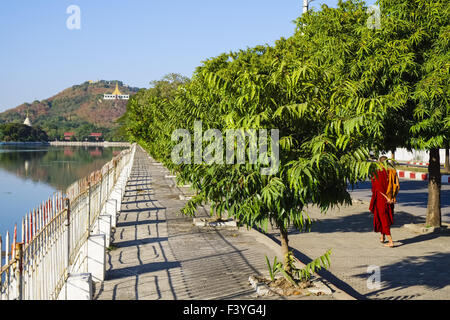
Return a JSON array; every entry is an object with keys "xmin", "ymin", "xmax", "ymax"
[{"xmin": 0, "ymin": 145, "xmax": 127, "ymax": 237}]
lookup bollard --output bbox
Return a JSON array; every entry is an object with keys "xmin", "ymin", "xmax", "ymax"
[
  {"xmin": 98, "ymin": 215, "xmax": 112, "ymax": 248},
  {"xmin": 87, "ymin": 234, "xmax": 106, "ymax": 282},
  {"xmin": 105, "ymin": 199, "xmax": 118, "ymax": 228},
  {"xmin": 66, "ymin": 273, "xmax": 92, "ymax": 300}
]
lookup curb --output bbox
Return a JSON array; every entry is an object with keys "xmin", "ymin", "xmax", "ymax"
[
  {"xmin": 397, "ymin": 170, "xmax": 450, "ymax": 184},
  {"xmin": 398, "ymin": 170, "xmax": 428, "ymax": 181},
  {"xmin": 242, "ymin": 228, "xmax": 357, "ymax": 300},
  {"xmin": 405, "ymin": 161, "xmax": 429, "ymax": 166}
]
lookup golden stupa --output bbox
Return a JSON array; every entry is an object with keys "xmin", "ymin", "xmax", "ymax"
[{"xmin": 103, "ymin": 81, "xmax": 129, "ymax": 100}]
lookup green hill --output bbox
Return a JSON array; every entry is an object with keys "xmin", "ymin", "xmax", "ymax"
[{"xmin": 0, "ymin": 80, "xmax": 140, "ymax": 141}]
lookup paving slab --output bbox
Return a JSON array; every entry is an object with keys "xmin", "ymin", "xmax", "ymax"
[
  {"xmin": 264, "ymin": 202, "xmax": 450, "ymax": 300},
  {"xmin": 94, "ymin": 146, "xmax": 335, "ymax": 300}
]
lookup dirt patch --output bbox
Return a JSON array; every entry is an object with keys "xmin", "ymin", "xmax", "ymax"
[{"xmin": 252, "ymin": 275, "xmax": 316, "ymax": 296}]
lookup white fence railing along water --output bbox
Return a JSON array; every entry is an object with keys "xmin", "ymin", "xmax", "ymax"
[{"xmin": 0, "ymin": 143, "xmax": 136, "ymax": 300}]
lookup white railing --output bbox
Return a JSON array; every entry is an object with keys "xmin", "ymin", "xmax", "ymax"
[{"xmin": 0, "ymin": 144, "xmax": 136, "ymax": 300}]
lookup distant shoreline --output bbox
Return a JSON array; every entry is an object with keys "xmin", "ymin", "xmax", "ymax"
[
  {"xmin": 50, "ymin": 141, "xmax": 131, "ymax": 147},
  {"xmin": 0, "ymin": 141, "xmax": 50, "ymax": 146},
  {"xmin": 0, "ymin": 141, "xmax": 130, "ymax": 147}
]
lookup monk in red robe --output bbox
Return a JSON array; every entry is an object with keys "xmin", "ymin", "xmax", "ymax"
[{"xmin": 369, "ymin": 156, "xmax": 399, "ymax": 247}]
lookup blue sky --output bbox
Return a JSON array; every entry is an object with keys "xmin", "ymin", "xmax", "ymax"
[{"xmin": 0, "ymin": 0, "xmax": 375, "ymax": 112}]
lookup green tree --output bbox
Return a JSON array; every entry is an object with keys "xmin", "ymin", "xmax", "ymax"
[
  {"xmin": 0, "ymin": 123, "xmax": 48, "ymax": 142},
  {"xmin": 124, "ymin": 0, "xmax": 449, "ymax": 280},
  {"xmin": 353, "ymin": 0, "xmax": 449, "ymax": 227},
  {"xmin": 408, "ymin": 0, "xmax": 449, "ymax": 227},
  {"xmin": 124, "ymin": 2, "xmax": 385, "ymax": 277}
]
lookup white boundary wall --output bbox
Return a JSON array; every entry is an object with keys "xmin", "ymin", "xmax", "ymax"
[
  {"xmin": 1, "ymin": 144, "xmax": 136, "ymax": 300},
  {"xmin": 63, "ymin": 144, "xmax": 135, "ymax": 299},
  {"xmin": 386, "ymin": 148, "xmax": 446, "ymax": 164}
]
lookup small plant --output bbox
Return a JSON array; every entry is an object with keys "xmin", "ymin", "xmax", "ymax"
[
  {"xmin": 107, "ymin": 245, "xmax": 118, "ymax": 251},
  {"xmin": 265, "ymin": 256, "xmax": 282, "ymax": 281},
  {"xmin": 264, "ymin": 249, "xmax": 331, "ymax": 287},
  {"xmin": 291, "ymin": 250, "xmax": 332, "ymax": 282}
]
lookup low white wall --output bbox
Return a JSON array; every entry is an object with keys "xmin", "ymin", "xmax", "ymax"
[
  {"xmin": 63, "ymin": 144, "xmax": 136, "ymax": 300},
  {"xmin": 388, "ymin": 148, "xmax": 446, "ymax": 164}
]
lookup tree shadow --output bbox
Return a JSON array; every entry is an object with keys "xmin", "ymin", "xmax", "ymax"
[
  {"xmin": 288, "ymin": 210, "xmax": 424, "ymax": 235},
  {"xmin": 395, "ymin": 232, "xmax": 450, "ymax": 247},
  {"xmin": 262, "ymin": 225, "xmax": 450, "ymax": 300},
  {"xmin": 353, "ymin": 252, "xmax": 450, "ymax": 299},
  {"xmin": 120, "ymin": 206, "xmax": 165, "ymax": 213},
  {"xmin": 106, "ymin": 261, "xmax": 181, "ymax": 281},
  {"xmin": 116, "ymin": 219, "xmax": 167, "ymax": 228},
  {"xmin": 95, "ymin": 148, "xmax": 269, "ymax": 300},
  {"xmin": 258, "ymin": 228, "xmax": 367, "ymax": 300}
]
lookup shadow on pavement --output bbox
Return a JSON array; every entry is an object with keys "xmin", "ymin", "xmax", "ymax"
[
  {"xmin": 354, "ymin": 252, "xmax": 450, "ymax": 299},
  {"xmin": 289, "ymin": 210, "xmax": 424, "ymax": 235},
  {"xmin": 396, "ymin": 232, "xmax": 450, "ymax": 247},
  {"xmin": 257, "ymin": 228, "xmax": 368, "ymax": 300}
]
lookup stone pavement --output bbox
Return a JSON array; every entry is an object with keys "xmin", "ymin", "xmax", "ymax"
[
  {"xmin": 93, "ymin": 146, "xmax": 334, "ymax": 300},
  {"xmin": 93, "ymin": 145, "xmax": 449, "ymax": 300},
  {"xmin": 265, "ymin": 202, "xmax": 450, "ymax": 300}
]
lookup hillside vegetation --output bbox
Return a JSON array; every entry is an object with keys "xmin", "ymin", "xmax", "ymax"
[
  {"xmin": 0, "ymin": 80, "xmax": 140, "ymax": 141},
  {"xmin": 0, "ymin": 123, "xmax": 48, "ymax": 142}
]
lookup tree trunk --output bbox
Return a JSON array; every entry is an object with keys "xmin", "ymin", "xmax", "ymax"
[
  {"xmin": 279, "ymin": 227, "xmax": 291, "ymax": 273},
  {"xmin": 426, "ymin": 148, "xmax": 441, "ymax": 227},
  {"xmin": 445, "ymin": 147, "xmax": 449, "ymax": 173}
]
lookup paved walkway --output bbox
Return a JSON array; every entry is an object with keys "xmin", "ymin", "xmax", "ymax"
[
  {"xmin": 93, "ymin": 146, "xmax": 449, "ymax": 300},
  {"xmin": 93, "ymin": 147, "xmax": 333, "ymax": 300},
  {"xmin": 265, "ymin": 202, "xmax": 450, "ymax": 300}
]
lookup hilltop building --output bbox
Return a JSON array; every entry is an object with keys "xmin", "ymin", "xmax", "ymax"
[{"xmin": 103, "ymin": 82, "xmax": 129, "ymax": 100}]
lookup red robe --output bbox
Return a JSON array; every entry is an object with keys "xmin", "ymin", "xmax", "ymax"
[{"xmin": 369, "ymin": 169, "xmax": 394, "ymax": 235}]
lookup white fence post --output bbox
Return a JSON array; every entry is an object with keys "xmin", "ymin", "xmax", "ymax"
[
  {"xmin": 105, "ymin": 199, "xmax": 118, "ymax": 229},
  {"xmin": 98, "ymin": 215, "xmax": 112, "ymax": 248},
  {"xmin": 87, "ymin": 234, "xmax": 106, "ymax": 283},
  {"xmin": 66, "ymin": 273, "xmax": 92, "ymax": 300}
]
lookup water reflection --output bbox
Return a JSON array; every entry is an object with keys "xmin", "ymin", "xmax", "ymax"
[
  {"xmin": 0, "ymin": 145, "xmax": 126, "ymax": 236},
  {"xmin": 0, "ymin": 145, "xmax": 125, "ymax": 191}
]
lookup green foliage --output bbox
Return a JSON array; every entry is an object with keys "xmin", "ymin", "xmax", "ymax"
[
  {"xmin": 290, "ymin": 250, "xmax": 332, "ymax": 281},
  {"xmin": 265, "ymin": 256, "xmax": 282, "ymax": 282},
  {"xmin": 265, "ymin": 250, "xmax": 331, "ymax": 285},
  {"xmin": 123, "ymin": 0, "xmax": 448, "ymax": 268},
  {"xmin": 0, "ymin": 123, "xmax": 48, "ymax": 142},
  {"xmin": 122, "ymin": 1, "xmax": 386, "ymax": 269}
]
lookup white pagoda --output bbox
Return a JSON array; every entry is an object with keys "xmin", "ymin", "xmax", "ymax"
[{"xmin": 23, "ymin": 111, "xmax": 32, "ymax": 126}]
